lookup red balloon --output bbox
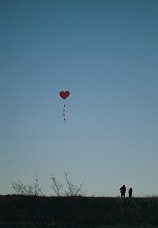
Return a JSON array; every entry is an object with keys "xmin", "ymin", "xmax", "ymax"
[{"xmin": 60, "ymin": 91, "xmax": 70, "ymax": 100}]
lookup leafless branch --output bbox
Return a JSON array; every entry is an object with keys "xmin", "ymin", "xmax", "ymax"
[{"xmin": 50, "ymin": 174, "xmax": 64, "ymax": 196}]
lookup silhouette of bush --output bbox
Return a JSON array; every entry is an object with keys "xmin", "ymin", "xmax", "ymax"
[
  {"xmin": 11, "ymin": 175, "xmax": 44, "ymax": 196},
  {"xmin": 50, "ymin": 172, "xmax": 87, "ymax": 197}
]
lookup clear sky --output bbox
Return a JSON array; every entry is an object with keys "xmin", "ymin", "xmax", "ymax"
[{"xmin": 0, "ymin": 0, "xmax": 158, "ymax": 197}]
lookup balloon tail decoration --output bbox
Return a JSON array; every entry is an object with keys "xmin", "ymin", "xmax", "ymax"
[
  {"xmin": 59, "ymin": 91, "xmax": 70, "ymax": 121},
  {"xmin": 63, "ymin": 104, "xmax": 66, "ymax": 121}
]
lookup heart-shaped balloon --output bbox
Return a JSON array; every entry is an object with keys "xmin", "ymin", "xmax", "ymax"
[{"xmin": 60, "ymin": 91, "xmax": 70, "ymax": 100}]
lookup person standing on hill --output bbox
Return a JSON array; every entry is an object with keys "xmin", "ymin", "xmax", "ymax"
[
  {"xmin": 128, "ymin": 188, "xmax": 133, "ymax": 197},
  {"xmin": 119, "ymin": 185, "xmax": 126, "ymax": 197}
]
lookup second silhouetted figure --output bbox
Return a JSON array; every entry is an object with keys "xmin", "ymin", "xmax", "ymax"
[{"xmin": 128, "ymin": 188, "xmax": 133, "ymax": 197}]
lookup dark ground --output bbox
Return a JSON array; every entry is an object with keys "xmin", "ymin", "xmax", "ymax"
[{"xmin": 0, "ymin": 195, "xmax": 157, "ymax": 227}]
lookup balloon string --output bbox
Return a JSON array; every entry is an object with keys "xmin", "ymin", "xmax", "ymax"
[{"xmin": 63, "ymin": 104, "xmax": 66, "ymax": 121}]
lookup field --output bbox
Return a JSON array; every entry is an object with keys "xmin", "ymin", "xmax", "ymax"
[{"xmin": 0, "ymin": 195, "xmax": 157, "ymax": 227}]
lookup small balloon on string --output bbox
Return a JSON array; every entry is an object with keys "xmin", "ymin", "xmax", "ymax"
[{"xmin": 59, "ymin": 91, "xmax": 70, "ymax": 121}]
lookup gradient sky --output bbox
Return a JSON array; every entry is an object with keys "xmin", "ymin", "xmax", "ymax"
[{"xmin": 0, "ymin": 0, "xmax": 158, "ymax": 197}]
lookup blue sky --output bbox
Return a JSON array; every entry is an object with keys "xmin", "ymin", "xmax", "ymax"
[{"xmin": 0, "ymin": 0, "xmax": 158, "ymax": 196}]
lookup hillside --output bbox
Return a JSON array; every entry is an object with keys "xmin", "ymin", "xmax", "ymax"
[{"xmin": 0, "ymin": 195, "xmax": 157, "ymax": 227}]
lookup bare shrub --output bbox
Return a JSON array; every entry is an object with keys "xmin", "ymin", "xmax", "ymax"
[
  {"xmin": 50, "ymin": 172, "xmax": 87, "ymax": 197},
  {"xmin": 12, "ymin": 174, "xmax": 44, "ymax": 196}
]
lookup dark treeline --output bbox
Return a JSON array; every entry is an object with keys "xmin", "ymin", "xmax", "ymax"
[{"xmin": 0, "ymin": 195, "xmax": 158, "ymax": 227}]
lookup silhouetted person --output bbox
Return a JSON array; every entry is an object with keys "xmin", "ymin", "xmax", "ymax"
[
  {"xmin": 128, "ymin": 188, "xmax": 133, "ymax": 197},
  {"xmin": 119, "ymin": 185, "xmax": 126, "ymax": 197}
]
